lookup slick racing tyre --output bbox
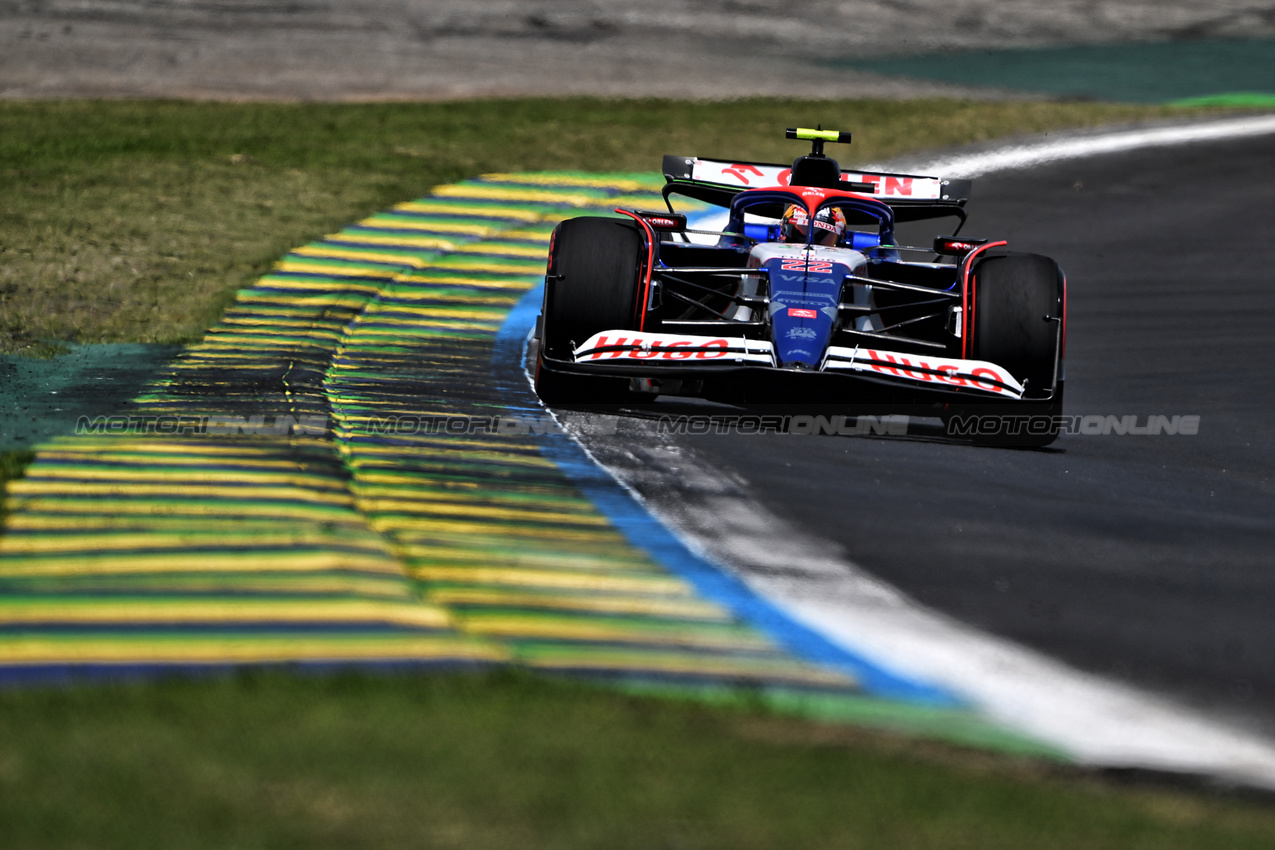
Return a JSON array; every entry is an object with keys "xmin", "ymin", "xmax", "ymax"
[
  {"xmin": 535, "ymin": 216, "xmax": 645, "ymax": 405},
  {"xmin": 948, "ymin": 253, "xmax": 1065, "ymax": 447}
]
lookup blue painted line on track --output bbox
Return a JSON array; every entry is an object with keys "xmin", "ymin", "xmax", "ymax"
[{"xmin": 492, "ymin": 281, "xmax": 961, "ymax": 707}]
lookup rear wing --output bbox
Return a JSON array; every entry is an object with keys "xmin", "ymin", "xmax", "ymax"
[{"xmin": 661, "ymin": 155, "xmax": 972, "ymax": 224}]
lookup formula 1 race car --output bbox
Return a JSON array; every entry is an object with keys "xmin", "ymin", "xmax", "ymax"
[{"xmin": 533, "ymin": 128, "xmax": 1066, "ymax": 446}]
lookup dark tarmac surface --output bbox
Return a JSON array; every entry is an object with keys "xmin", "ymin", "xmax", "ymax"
[{"xmin": 659, "ymin": 133, "xmax": 1275, "ymax": 735}]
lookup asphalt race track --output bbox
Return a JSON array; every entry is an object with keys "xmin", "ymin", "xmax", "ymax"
[{"xmin": 589, "ymin": 131, "xmax": 1275, "ymax": 739}]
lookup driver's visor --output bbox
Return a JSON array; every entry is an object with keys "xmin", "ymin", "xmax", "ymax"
[{"xmin": 781, "ymin": 205, "xmax": 841, "ymax": 246}]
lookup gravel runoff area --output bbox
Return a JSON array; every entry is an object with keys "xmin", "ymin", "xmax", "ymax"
[{"xmin": 4, "ymin": 1, "xmax": 1275, "ymax": 101}]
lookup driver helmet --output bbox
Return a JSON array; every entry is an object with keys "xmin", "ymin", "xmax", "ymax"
[{"xmin": 780, "ymin": 204, "xmax": 846, "ymax": 247}]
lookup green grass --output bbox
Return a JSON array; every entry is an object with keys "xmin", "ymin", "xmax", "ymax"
[
  {"xmin": 0, "ymin": 98, "xmax": 1200, "ymax": 352},
  {"xmin": 0, "ymin": 449, "xmax": 33, "ymax": 482},
  {"xmin": 0, "ymin": 449, "xmax": 35, "ymax": 533},
  {"xmin": 1, "ymin": 670, "xmax": 1273, "ymax": 850}
]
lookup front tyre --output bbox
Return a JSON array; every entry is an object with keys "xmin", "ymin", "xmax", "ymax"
[
  {"xmin": 949, "ymin": 253, "xmax": 1065, "ymax": 447},
  {"xmin": 535, "ymin": 217, "xmax": 646, "ymax": 405}
]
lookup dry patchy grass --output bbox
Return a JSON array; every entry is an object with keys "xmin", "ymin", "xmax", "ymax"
[{"xmin": 0, "ymin": 98, "xmax": 1199, "ymax": 352}]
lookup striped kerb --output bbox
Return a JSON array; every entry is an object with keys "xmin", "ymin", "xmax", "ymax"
[{"xmin": 0, "ymin": 172, "xmax": 856, "ymax": 693}]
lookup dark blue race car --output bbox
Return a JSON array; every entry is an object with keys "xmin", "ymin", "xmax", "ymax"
[{"xmin": 533, "ymin": 128, "xmax": 1066, "ymax": 446}]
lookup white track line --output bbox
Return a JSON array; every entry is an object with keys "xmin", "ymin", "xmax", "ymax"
[
  {"xmin": 569, "ymin": 416, "xmax": 1275, "ymax": 790},
  {"xmin": 563, "ymin": 115, "xmax": 1275, "ymax": 789},
  {"xmin": 894, "ymin": 113, "xmax": 1275, "ymax": 177}
]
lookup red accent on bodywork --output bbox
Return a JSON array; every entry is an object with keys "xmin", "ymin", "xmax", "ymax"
[
  {"xmin": 615, "ymin": 209, "xmax": 657, "ymax": 332},
  {"xmin": 884, "ymin": 177, "xmax": 914, "ymax": 196},
  {"xmin": 545, "ymin": 225, "xmax": 559, "ymax": 278},
  {"xmin": 960, "ymin": 241, "xmax": 1008, "ymax": 359},
  {"xmin": 722, "ymin": 163, "xmax": 765, "ymax": 185}
]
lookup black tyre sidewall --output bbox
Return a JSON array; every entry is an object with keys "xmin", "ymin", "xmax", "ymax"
[
  {"xmin": 536, "ymin": 217, "xmax": 646, "ymax": 405},
  {"xmin": 953, "ymin": 253, "xmax": 1065, "ymax": 447},
  {"xmin": 970, "ymin": 253, "xmax": 1063, "ymax": 397},
  {"xmin": 541, "ymin": 217, "xmax": 645, "ymax": 360}
]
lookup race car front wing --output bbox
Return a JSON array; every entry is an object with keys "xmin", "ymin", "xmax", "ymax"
[{"xmin": 566, "ymin": 330, "xmax": 1026, "ymax": 399}]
